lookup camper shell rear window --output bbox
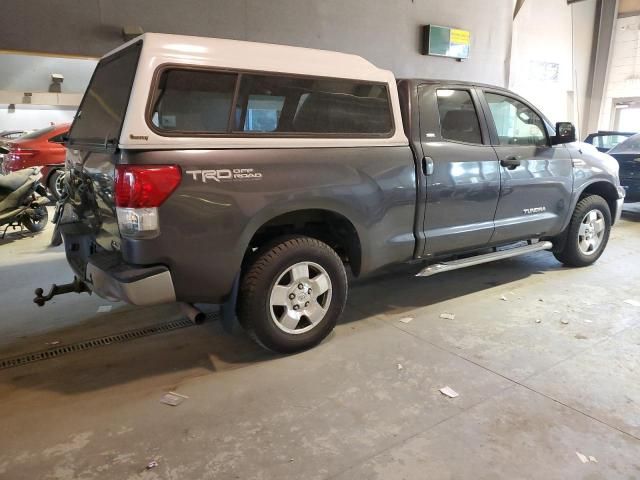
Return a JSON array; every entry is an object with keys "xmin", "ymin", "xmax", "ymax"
[
  {"xmin": 68, "ymin": 42, "xmax": 142, "ymax": 148},
  {"xmin": 147, "ymin": 67, "xmax": 394, "ymax": 138}
]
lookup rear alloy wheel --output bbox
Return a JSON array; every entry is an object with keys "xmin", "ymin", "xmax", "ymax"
[
  {"xmin": 553, "ymin": 195, "xmax": 611, "ymax": 267},
  {"xmin": 238, "ymin": 236, "xmax": 347, "ymax": 353},
  {"xmin": 269, "ymin": 261, "xmax": 333, "ymax": 335},
  {"xmin": 48, "ymin": 170, "xmax": 65, "ymax": 200},
  {"xmin": 23, "ymin": 206, "xmax": 49, "ymax": 233}
]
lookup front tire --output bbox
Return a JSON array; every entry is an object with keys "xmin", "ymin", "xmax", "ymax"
[
  {"xmin": 238, "ymin": 236, "xmax": 348, "ymax": 354},
  {"xmin": 553, "ymin": 195, "xmax": 611, "ymax": 267}
]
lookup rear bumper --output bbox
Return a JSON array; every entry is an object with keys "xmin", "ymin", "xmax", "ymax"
[{"xmin": 85, "ymin": 253, "xmax": 176, "ymax": 306}]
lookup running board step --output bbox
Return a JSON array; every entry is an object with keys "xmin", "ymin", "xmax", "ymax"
[{"xmin": 416, "ymin": 241, "xmax": 553, "ymax": 277}]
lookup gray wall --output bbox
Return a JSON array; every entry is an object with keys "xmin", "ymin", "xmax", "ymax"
[
  {"xmin": 0, "ymin": 54, "xmax": 96, "ymax": 93},
  {"xmin": 0, "ymin": 0, "xmax": 514, "ymax": 86}
]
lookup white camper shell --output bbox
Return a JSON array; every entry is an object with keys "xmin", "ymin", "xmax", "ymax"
[{"xmin": 94, "ymin": 33, "xmax": 408, "ymax": 150}]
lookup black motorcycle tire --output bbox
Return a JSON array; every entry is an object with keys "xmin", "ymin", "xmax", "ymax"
[{"xmin": 23, "ymin": 206, "xmax": 49, "ymax": 233}]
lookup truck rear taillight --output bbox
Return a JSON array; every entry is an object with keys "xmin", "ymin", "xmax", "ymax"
[
  {"xmin": 114, "ymin": 165, "xmax": 181, "ymax": 238},
  {"xmin": 114, "ymin": 165, "xmax": 181, "ymax": 208}
]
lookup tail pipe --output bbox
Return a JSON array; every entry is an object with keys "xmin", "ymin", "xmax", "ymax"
[{"xmin": 180, "ymin": 303, "xmax": 206, "ymax": 324}]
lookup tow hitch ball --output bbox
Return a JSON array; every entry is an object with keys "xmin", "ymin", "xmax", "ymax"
[{"xmin": 33, "ymin": 277, "xmax": 90, "ymax": 307}]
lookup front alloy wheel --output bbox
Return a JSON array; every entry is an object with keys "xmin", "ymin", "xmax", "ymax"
[
  {"xmin": 553, "ymin": 194, "xmax": 611, "ymax": 267},
  {"xmin": 577, "ymin": 209, "xmax": 606, "ymax": 256}
]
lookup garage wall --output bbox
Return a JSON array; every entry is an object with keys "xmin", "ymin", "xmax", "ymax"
[
  {"xmin": 0, "ymin": 0, "xmax": 514, "ymax": 87},
  {"xmin": 509, "ymin": 0, "xmax": 597, "ymax": 137},
  {"xmin": 0, "ymin": 54, "xmax": 96, "ymax": 132},
  {"xmin": 599, "ymin": 14, "xmax": 640, "ymax": 129},
  {"xmin": 0, "ymin": 106, "xmax": 76, "ymax": 132},
  {"xmin": 0, "ymin": 54, "xmax": 96, "ymax": 93}
]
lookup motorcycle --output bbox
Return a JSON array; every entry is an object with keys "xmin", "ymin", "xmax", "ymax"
[
  {"xmin": 0, "ymin": 167, "xmax": 50, "ymax": 238},
  {"xmin": 49, "ymin": 173, "xmax": 67, "ymax": 247}
]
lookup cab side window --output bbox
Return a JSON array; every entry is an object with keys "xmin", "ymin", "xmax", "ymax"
[
  {"xmin": 485, "ymin": 92, "xmax": 547, "ymax": 147},
  {"xmin": 598, "ymin": 134, "xmax": 627, "ymax": 150},
  {"xmin": 49, "ymin": 132, "xmax": 68, "ymax": 143},
  {"xmin": 436, "ymin": 89, "xmax": 483, "ymax": 145}
]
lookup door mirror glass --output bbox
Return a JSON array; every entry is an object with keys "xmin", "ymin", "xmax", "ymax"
[{"xmin": 553, "ymin": 122, "xmax": 576, "ymax": 145}]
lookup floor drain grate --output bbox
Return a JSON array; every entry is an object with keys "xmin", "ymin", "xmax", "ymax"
[{"xmin": 0, "ymin": 315, "xmax": 210, "ymax": 370}]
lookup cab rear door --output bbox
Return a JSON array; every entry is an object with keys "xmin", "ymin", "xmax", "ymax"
[{"xmin": 418, "ymin": 84, "xmax": 501, "ymax": 256}]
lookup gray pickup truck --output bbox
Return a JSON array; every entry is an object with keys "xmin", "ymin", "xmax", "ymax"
[{"xmin": 36, "ymin": 34, "xmax": 624, "ymax": 353}]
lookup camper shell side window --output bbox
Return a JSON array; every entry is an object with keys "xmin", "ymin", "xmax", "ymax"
[{"xmin": 147, "ymin": 66, "xmax": 395, "ymax": 138}]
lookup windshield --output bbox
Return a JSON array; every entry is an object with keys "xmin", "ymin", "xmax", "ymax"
[
  {"xmin": 68, "ymin": 41, "xmax": 141, "ymax": 148},
  {"xmin": 608, "ymin": 133, "xmax": 640, "ymax": 154}
]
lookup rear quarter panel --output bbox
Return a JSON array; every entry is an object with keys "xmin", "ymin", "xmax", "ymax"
[{"xmin": 121, "ymin": 146, "xmax": 417, "ymax": 303}]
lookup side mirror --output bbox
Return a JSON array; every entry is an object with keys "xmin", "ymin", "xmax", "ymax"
[{"xmin": 552, "ymin": 122, "xmax": 576, "ymax": 145}]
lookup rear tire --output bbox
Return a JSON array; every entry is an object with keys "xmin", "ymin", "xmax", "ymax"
[
  {"xmin": 23, "ymin": 206, "xmax": 49, "ymax": 233},
  {"xmin": 238, "ymin": 236, "xmax": 348, "ymax": 354},
  {"xmin": 48, "ymin": 170, "xmax": 64, "ymax": 200},
  {"xmin": 553, "ymin": 195, "xmax": 611, "ymax": 267}
]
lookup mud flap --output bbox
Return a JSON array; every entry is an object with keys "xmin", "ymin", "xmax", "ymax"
[{"xmin": 221, "ymin": 274, "xmax": 240, "ymax": 334}]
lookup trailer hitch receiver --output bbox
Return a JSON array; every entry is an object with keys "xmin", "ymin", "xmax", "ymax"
[{"xmin": 34, "ymin": 277, "xmax": 91, "ymax": 306}]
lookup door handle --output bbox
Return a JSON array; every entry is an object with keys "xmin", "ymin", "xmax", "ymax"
[
  {"xmin": 422, "ymin": 156, "xmax": 434, "ymax": 176},
  {"xmin": 501, "ymin": 155, "xmax": 521, "ymax": 170}
]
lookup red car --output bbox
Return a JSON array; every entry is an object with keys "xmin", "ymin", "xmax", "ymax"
[{"xmin": 2, "ymin": 123, "xmax": 70, "ymax": 199}]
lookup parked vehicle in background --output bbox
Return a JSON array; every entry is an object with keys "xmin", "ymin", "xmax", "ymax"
[
  {"xmin": 584, "ymin": 130, "xmax": 635, "ymax": 153},
  {"xmin": 0, "ymin": 167, "xmax": 50, "ymax": 237},
  {"xmin": 0, "ymin": 130, "xmax": 31, "ymax": 168},
  {"xmin": 36, "ymin": 34, "xmax": 624, "ymax": 354},
  {"xmin": 2, "ymin": 124, "xmax": 70, "ymax": 200},
  {"xmin": 606, "ymin": 133, "xmax": 640, "ymax": 202},
  {"xmin": 0, "ymin": 130, "xmax": 30, "ymax": 142}
]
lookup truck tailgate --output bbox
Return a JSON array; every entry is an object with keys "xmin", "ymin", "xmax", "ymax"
[{"xmin": 65, "ymin": 148, "xmax": 120, "ymax": 252}]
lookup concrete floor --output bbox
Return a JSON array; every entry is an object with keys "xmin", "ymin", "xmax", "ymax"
[{"xmin": 0, "ymin": 207, "xmax": 639, "ymax": 480}]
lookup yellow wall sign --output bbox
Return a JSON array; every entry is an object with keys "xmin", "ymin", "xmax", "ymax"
[{"xmin": 450, "ymin": 29, "xmax": 471, "ymax": 47}]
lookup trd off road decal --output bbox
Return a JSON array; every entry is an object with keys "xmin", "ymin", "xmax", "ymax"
[{"xmin": 185, "ymin": 168, "xmax": 263, "ymax": 183}]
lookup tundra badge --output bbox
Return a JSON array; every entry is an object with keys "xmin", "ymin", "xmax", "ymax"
[{"xmin": 523, "ymin": 206, "xmax": 547, "ymax": 215}]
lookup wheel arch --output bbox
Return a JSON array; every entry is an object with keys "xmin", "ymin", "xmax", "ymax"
[
  {"xmin": 577, "ymin": 180, "xmax": 619, "ymax": 221},
  {"xmin": 241, "ymin": 207, "xmax": 364, "ymax": 276}
]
